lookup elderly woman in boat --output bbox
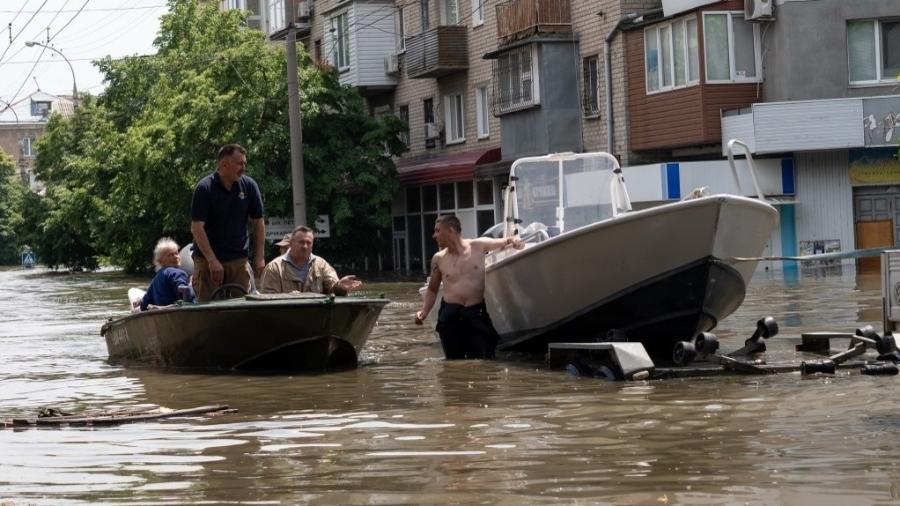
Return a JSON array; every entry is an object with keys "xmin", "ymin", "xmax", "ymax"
[
  {"xmin": 260, "ymin": 226, "xmax": 362, "ymax": 295},
  {"xmin": 136, "ymin": 238, "xmax": 196, "ymax": 311}
]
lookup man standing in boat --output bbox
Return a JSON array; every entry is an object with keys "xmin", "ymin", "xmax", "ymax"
[
  {"xmin": 260, "ymin": 226, "xmax": 362, "ymax": 295},
  {"xmin": 415, "ymin": 215, "xmax": 523, "ymax": 359},
  {"xmin": 190, "ymin": 144, "xmax": 266, "ymax": 301}
]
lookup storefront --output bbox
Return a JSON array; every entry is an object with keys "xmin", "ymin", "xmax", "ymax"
[{"xmin": 392, "ymin": 148, "xmax": 505, "ymax": 273}]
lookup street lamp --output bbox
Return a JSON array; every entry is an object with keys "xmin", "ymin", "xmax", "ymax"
[{"xmin": 24, "ymin": 41, "xmax": 77, "ymax": 102}]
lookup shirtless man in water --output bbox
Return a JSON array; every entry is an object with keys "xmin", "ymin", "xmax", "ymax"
[{"xmin": 415, "ymin": 214, "xmax": 524, "ymax": 359}]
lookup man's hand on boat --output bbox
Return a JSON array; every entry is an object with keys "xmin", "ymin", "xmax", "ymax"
[{"xmin": 338, "ymin": 275, "xmax": 362, "ymax": 293}]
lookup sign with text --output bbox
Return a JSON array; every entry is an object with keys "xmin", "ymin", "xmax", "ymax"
[{"xmin": 265, "ymin": 215, "xmax": 331, "ymax": 241}]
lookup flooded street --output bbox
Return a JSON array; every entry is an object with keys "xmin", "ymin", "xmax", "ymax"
[{"xmin": 2, "ymin": 266, "xmax": 900, "ymax": 505}]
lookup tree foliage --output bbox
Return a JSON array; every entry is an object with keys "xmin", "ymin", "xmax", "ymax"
[
  {"xmin": 27, "ymin": 0, "xmax": 405, "ymax": 271},
  {"xmin": 0, "ymin": 149, "xmax": 25, "ymax": 264}
]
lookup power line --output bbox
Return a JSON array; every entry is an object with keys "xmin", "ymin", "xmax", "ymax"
[
  {"xmin": 0, "ymin": 5, "xmax": 164, "ymax": 14},
  {"xmin": 1, "ymin": 43, "xmax": 47, "ymax": 111},
  {"xmin": 3, "ymin": 1, "xmax": 29, "ymax": 36},
  {"xmin": 0, "ymin": 0, "xmax": 48, "ymax": 64},
  {"xmin": 48, "ymin": 0, "xmax": 91, "ymax": 43},
  {"xmin": 42, "ymin": 0, "xmax": 73, "ymax": 40}
]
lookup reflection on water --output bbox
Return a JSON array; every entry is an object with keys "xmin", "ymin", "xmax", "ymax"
[{"xmin": 0, "ymin": 266, "xmax": 898, "ymax": 504}]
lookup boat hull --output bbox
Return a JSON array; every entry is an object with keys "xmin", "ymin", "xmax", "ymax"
[
  {"xmin": 101, "ymin": 295, "xmax": 389, "ymax": 372},
  {"xmin": 484, "ymin": 195, "xmax": 777, "ymax": 355}
]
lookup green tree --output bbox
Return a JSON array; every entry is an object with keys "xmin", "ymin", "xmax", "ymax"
[
  {"xmin": 31, "ymin": 0, "xmax": 405, "ymax": 272},
  {"xmin": 0, "ymin": 149, "xmax": 25, "ymax": 264}
]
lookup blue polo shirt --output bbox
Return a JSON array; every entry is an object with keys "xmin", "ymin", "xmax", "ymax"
[{"xmin": 191, "ymin": 171, "xmax": 264, "ymax": 261}]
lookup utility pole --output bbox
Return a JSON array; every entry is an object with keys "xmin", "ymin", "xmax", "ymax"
[{"xmin": 285, "ymin": 0, "xmax": 307, "ymax": 227}]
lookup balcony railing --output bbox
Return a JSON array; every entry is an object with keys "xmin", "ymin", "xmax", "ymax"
[
  {"xmin": 495, "ymin": 0, "xmax": 571, "ymax": 42},
  {"xmin": 404, "ymin": 25, "xmax": 468, "ymax": 79}
]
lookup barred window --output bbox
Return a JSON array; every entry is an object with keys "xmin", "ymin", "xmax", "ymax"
[
  {"xmin": 493, "ymin": 45, "xmax": 539, "ymax": 114},
  {"xmin": 582, "ymin": 55, "xmax": 600, "ymax": 117}
]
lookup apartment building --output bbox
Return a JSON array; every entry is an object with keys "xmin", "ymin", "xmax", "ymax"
[
  {"xmin": 0, "ymin": 90, "xmax": 75, "ymax": 193},
  {"xmin": 619, "ymin": 0, "xmax": 899, "ymax": 274},
  {"xmin": 222, "ymin": 0, "xmax": 664, "ymax": 273}
]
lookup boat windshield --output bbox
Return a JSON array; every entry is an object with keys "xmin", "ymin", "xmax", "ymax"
[{"xmin": 509, "ymin": 152, "xmax": 630, "ymax": 237}]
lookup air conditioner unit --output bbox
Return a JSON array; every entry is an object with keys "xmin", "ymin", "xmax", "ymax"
[
  {"xmin": 744, "ymin": 0, "xmax": 774, "ymax": 21},
  {"xmin": 384, "ymin": 53, "xmax": 400, "ymax": 75},
  {"xmin": 296, "ymin": 0, "xmax": 310, "ymax": 19},
  {"xmin": 425, "ymin": 122, "xmax": 439, "ymax": 140}
]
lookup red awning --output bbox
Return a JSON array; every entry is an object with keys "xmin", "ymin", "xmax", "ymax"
[{"xmin": 396, "ymin": 148, "xmax": 501, "ymax": 185}]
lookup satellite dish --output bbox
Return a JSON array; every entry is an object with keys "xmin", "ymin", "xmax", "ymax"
[{"xmin": 179, "ymin": 243, "xmax": 194, "ymax": 276}]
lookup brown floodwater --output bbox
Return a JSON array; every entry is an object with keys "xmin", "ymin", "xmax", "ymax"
[{"xmin": 2, "ymin": 265, "xmax": 900, "ymax": 505}]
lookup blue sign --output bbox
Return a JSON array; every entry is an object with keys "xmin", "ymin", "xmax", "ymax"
[{"xmin": 21, "ymin": 250, "xmax": 35, "ymax": 268}]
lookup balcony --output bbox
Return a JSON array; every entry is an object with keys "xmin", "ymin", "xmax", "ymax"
[
  {"xmin": 405, "ymin": 26, "xmax": 468, "ymax": 79},
  {"xmin": 495, "ymin": 0, "xmax": 571, "ymax": 42}
]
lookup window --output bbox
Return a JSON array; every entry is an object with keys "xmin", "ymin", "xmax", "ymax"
[
  {"xmin": 472, "ymin": 0, "xmax": 483, "ymax": 26},
  {"xmin": 396, "ymin": 7, "xmax": 406, "ymax": 52},
  {"xmin": 848, "ymin": 19, "xmax": 900, "ymax": 85},
  {"xmin": 21, "ymin": 137, "xmax": 35, "ymax": 157},
  {"xmin": 494, "ymin": 44, "xmax": 540, "ymax": 113},
  {"xmin": 314, "ymin": 39, "xmax": 322, "ymax": 63},
  {"xmin": 422, "ymin": 185, "xmax": 437, "ymax": 212},
  {"xmin": 703, "ymin": 12, "xmax": 761, "ymax": 83},
  {"xmin": 582, "ymin": 55, "xmax": 600, "ymax": 116},
  {"xmin": 330, "ymin": 12, "xmax": 350, "ymax": 70},
  {"xmin": 30, "ymin": 100, "xmax": 51, "ymax": 117},
  {"xmin": 457, "ymin": 181, "xmax": 474, "ymax": 208},
  {"xmin": 444, "ymin": 93, "xmax": 465, "ymax": 144},
  {"xmin": 423, "ymin": 98, "xmax": 436, "ymax": 148},
  {"xmin": 644, "ymin": 16, "xmax": 700, "ymax": 93},
  {"xmin": 439, "ymin": 183, "xmax": 455, "ymax": 210},
  {"xmin": 266, "ymin": 0, "xmax": 284, "ymax": 33},
  {"xmin": 442, "ymin": 0, "xmax": 459, "ymax": 24},
  {"xmin": 475, "ymin": 86, "xmax": 489, "ymax": 138},
  {"xmin": 420, "ymin": 0, "xmax": 430, "ymax": 30},
  {"xmin": 398, "ymin": 105, "xmax": 410, "ymax": 146}
]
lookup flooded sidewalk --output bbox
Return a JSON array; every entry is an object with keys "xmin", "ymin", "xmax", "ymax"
[{"xmin": 0, "ymin": 266, "xmax": 898, "ymax": 505}]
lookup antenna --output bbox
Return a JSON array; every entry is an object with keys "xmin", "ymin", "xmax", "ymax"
[{"xmin": 32, "ymin": 76, "xmax": 40, "ymax": 91}]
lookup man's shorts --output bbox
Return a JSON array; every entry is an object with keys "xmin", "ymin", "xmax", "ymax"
[{"xmin": 192, "ymin": 255, "xmax": 252, "ymax": 302}]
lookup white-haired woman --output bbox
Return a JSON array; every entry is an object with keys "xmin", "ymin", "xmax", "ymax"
[{"xmin": 138, "ymin": 237, "xmax": 196, "ymax": 311}]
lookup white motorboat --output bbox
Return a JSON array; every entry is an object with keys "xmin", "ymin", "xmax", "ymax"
[{"xmin": 483, "ymin": 148, "xmax": 778, "ymax": 358}]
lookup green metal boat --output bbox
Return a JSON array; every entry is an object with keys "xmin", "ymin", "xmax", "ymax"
[{"xmin": 101, "ymin": 293, "xmax": 389, "ymax": 372}]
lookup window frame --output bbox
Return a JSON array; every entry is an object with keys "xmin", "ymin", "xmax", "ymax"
[
  {"xmin": 848, "ymin": 18, "xmax": 900, "ymax": 86},
  {"xmin": 441, "ymin": 0, "xmax": 459, "ymax": 25},
  {"xmin": 396, "ymin": 6, "xmax": 406, "ymax": 52},
  {"xmin": 471, "ymin": 0, "xmax": 484, "ymax": 27},
  {"xmin": 493, "ymin": 44, "xmax": 541, "ymax": 114},
  {"xmin": 702, "ymin": 11, "xmax": 762, "ymax": 85},
  {"xmin": 398, "ymin": 104, "xmax": 410, "ymax": 146},
  {"xmin": 21, "ymin": 137, "xmax": 35, "ymax": 157},
  {"xmin": 475, "ymin": 86, "xmax": 490, "ymax": 138},
  {"xmin": 420, "ymin": 0, "xmax": 430, "ymax": 30},
  {"xmin": 444, "ymin": 92, "xmax": 465, "ymax": 144},
  {"xmin": 330, "ymin": 10, "xmax": 351, "ymax": 71},
  {"xmin": 644, "ymin": 15, "xmax": 701, "ymax": 95},
  {"xmin": 582, "ymin": 55, "xmax": 600, "ymax": 117}
]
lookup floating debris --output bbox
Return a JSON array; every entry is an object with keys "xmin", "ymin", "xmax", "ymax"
[{"xmin": 1, "ymin": 404, "xmax": 236, "ymax": 429}]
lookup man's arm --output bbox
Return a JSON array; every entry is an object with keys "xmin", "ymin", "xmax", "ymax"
[
  {"xmin": 250, "ymin": 217, "xmax": 265, "ymax": 275},
  {"xmin": 191, "ymin": 220, "xmax": 224, "ymax": 285},
  {"xmin": 259, "ymin": 260, "xmax": 281, "ymax": 294},
  {"xmin": 414, "ymin": 255, "xmax": 442, "ymax": 325},
  {"xmin": 472, "ymin": 236, "xmax": 524, "ymax": 253}
]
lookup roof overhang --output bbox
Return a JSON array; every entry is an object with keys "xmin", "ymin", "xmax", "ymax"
[
  {"xmin": 661, "ymin": 0, "xmax": 719, "ymax": 17},
  {"xmin": 397, "ymin": 148, "xmax": 501, "ymax": 185}
]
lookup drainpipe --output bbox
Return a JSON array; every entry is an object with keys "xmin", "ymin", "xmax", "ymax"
[{"xmin": 604, "ymin": 12, "xmax": 641, "ymax": 154}]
